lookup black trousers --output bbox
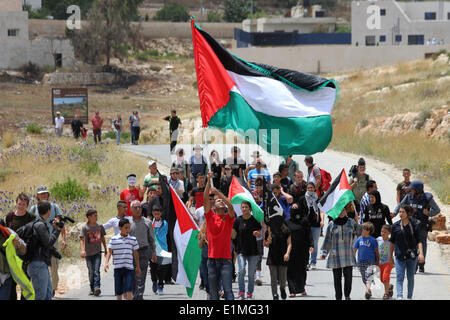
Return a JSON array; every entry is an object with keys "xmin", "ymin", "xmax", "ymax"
[
  {"xmin": 332, "ymin": 266, "xmax": 353, "ymax": 300},
  {"xmin": 287, "ymin": 261, "xmax": 307, "ymax": 294},
  {"xmin": 133, "ymin": 127, "xmax": 141, "ymax": 144},
  {"xmin": 150, "ymin": 261, "xmax": 169, "ymax": 286}
]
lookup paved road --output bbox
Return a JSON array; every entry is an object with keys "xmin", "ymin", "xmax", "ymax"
[{"xmin": 57, "ymin": 144, "xmax": 450, "ymax": 300}]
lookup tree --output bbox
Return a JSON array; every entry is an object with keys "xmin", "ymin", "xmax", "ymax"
[
  {"xmin": 68, "ymin": 0, "xmax": 143, "ymax": 68},
  {"xmin": 153, "ymin": 3, "xmax": 190, "ymax": 22},
  {"xmin": 223, "ymin": 0, "xmax": 251, "ymax": 23}
]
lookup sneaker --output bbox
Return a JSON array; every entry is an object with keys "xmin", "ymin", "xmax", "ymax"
[
  {"xmin": 255, "ymin": 278, "xmax": 262, "ymax": 286},
  {"xmin": 397, "ymin": 297, "xmax": 403, "ymax": 300},
  {"xmin": 247, "ymin": 293, "xmax": 253, "ymax": 300},
  {"xmin": 199, "ymin": 283, "xmax": 205, "ymax": 291},
  {"xmin": 345, "ymin": 297, "xmax": 351, "ymax": 300},
  {"xmin": 152, "ymin": 281, "xmax": 157, "ymax": 294},
  {"xmin": 365, "ymin": 290, "xmax": 372, "ymax": 300},
  {"xmin": 310, "ymin": 264, "xmax": 317, "ymax": 270},
  {"xmin": 280, "ymin": 289, "xmax": 287, "ymax": 300},
  {"xmin": 273, "ymin": 294, "xmax": 279, "ymax": 300},
  {"xmin": 88, "ymin": 290, "xmax": 94, "ymax": 296},
  {"xmin": 388, "ymin": 284, "xmax": 394, "ymax": 297},
  {"xmin": 94, "ymin": 288, "xmax": 101, "ymax": 297},
  {"xmin": 157, "ymin": 285, "xmax": 163, "ymax": 295},
  {"xmin": 419, "ymin": 266, "xmax": 425, "ymax": 273},
  {"xmin": 238, "ymin": 291, "xmax": 245, "ymax": 300}
]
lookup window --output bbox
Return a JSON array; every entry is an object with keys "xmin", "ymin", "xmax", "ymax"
[
  {"xmin": 425, "ymin": 12, "xmax": 436, "ymax": 20},
  {"xmin": 447, "ymin": 12, "xmax": 450, "ymax": 20},
  {"xmin": 380, "ymin": 9, "xmax": 386, "ymax": 16},
  {"xmin": 408, "ymin": 35, "xmax": 424, "ymax": 45},
  {"xmin": 395, "ymin": 35, "xmax": 402, "ymax": 43},
  {"xmin": 274, "ymin": 30, "xmax": 285, "ymax": 33},
  {"xmin": 380, "ymin": 35, "xmax": 386, "ymax": 42},
  {"xmin": 7, "ymin": 29, "xmax": 18, "ymax": 37},
  {"xmin": 54, "ymin": 53, "xmax": 62, "ymax": 68},
  {"xmin": 365, "ymin": 35, "xmax": 376, "ymax": 46}
]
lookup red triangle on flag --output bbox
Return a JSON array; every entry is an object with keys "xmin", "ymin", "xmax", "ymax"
[
  {"xmin": 338, "ymin": 169, "xmax": 351, "ymax": 191},
  {"xmin": 170, "ymin": 186, "xmax": 197, "ymax": 234},
  {"xmin": 228, "ymin": 176, "xmax": 245, "ymax": 200}
]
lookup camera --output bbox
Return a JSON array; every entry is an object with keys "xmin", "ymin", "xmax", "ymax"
[
  {"xmin": 405, "ymin": 248, "xmax": 418, "ymax": 260},
  {"xmin": 49, "ymin": 247, "xmax": 62, "ymax": 260},
  {"xmin": 349, "ymin": 165, "xmax": 358, "ymax": 178},
  {"xmin": 50, "ymin": 216, "xmax": 75, "ymax": 229}
]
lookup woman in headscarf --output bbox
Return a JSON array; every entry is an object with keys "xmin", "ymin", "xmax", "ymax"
[
  {"xmin": 363, "ymin": 190, "xmax": 392, "ymax": 238},
  {"xmin": 285, "ymin": 196, "xmax": 314, "ymax": 297}
]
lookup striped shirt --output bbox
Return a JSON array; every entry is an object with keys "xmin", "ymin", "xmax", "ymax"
[
  {"xmin": 321, "ymin": 219, "xmax": 358, "ymax": 269},
  {"xmin": 359, "ymin": 192, "xmax": 371, "ymax": 224},
  {"xmin": 108, "ymin": 234, "xmax": 139, "ymax": 270}
]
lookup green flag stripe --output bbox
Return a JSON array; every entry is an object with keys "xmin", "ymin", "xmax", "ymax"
[
  {"xmin": 231, "ymin": 193, "xmax": 264, "ymax": 223},
  {"xmin": 182, "ymin": 229, "xmax": 202, "ymax": 298},
  {"xmin": 325, "ymin": 190, "xmax": 355, "ymax": 220}
]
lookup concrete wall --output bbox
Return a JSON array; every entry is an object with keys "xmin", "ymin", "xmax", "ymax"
[
  {"xmin": 43, "ymin": 72, "xmax": 116, "ymax": 85},
  {"xmin": 0, "ymin": 38, "xmax": 74, "ymax": 69},
  {"xmin": 0, "ymin": 0, "xmax": 22, "ymax": 11},
  {"xmin": 28, "ymin": 19, "xmax": 240, "ymax": 39},
  {"xmin": 23, "ymin": 0, "xmax": 42, "ymax": 10},
  {"xmin": 352, "ymin": 0, "xmax": 450, "ymax": 46},
  {"xmin": 242, "ymin": 17, "xmax": 336, "ymax": 33},
  {"xmin": 230, "ymin": 44, "xmax": 450, "ymax": 74},
  {"xmin": 398, "ymin": 1, "xmax": 450, "ymax": 21},
  {"xmin": 0, "ymin": 11, "xmax": 28, "ymax": 41}
]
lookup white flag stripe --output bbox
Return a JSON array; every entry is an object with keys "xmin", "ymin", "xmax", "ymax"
[
  {"xmin": 169, "ymin": 185, "xmax": 199, "ymax": 231},
  {"xmin": 173, "ymin": 221, "xmax": 193, "ymax": 288},
  {"xmin": 228, "ymin": 70, "xmax": 336, "ymax": 118},
  {"xmin": 318, "ymin": 187, "xmax": 346, "ymax": 213}
]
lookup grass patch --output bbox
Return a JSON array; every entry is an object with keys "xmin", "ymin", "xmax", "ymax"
[
  {"xmin": 51, "ymin": 177, "xmax": 89, "ymax": 201},
  {"xmin": 26, "ymin": 123, "xmax": 43, "ymax": 134}
]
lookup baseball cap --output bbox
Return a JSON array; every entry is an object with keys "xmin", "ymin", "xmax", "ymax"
[
  {"xmin": 148, "ymin": 160, "xmax": 156, "ymax": 167},
  {"xmin": 193, "ymin": 145, "xmax": 203, "ymax": 151},
  {"xmin": 170, "ymin": 168, "xmax": 179, "ymax": 174},
  {"xmin": 36, "ymin": 185, "xmax": 50, "ymax": 194},
  {"xmin": 56, "ymin": 111, "xmax": 61, "ymax": 114},
  {"xmin": 224, "ymin": 164, "xmax": 232, "ymax": 169}
]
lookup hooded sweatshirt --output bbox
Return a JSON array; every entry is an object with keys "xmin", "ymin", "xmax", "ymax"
[{"xmin": 363, "ymin": 190, "xmax": 392, "ymax": 238}]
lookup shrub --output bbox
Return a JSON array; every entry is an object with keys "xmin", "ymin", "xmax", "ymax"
[
  {"xmin": 26, "ymin": 123, "xmax": 43, "ymax": 134},
  {"xmin": 0, "ymin": 167, "xmax": 12, "ymax": 182},
  {"xmin": 154, "ymin": 3, "xmax": 189, "ymax": 22},
  {"xmin": 224, "ymin": 0, "xmax": 251, "ymax": 22},
  {"xmin": 51, "ymin": 177, "xmax": 89, "ymax": 201},
  {"xmin": 81, "ymin": 160, "xmax": 101, "ymax": 176},
  {"xmin": 102, "ymin": 131, "xmax": 116, "ymax": 140},
  {"xmin": 207, "ymin": 9, "xmax": 222, "ymax": 22}
]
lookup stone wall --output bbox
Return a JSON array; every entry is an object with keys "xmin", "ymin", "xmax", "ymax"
[{"xmin": 42, "ymin": 72, "xmax": 116, "ymax": 85}]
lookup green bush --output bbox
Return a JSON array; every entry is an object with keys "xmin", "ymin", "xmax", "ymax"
[
  {"xmin": 51, "ymin": 177, "xmax": 89, "ymax": 201},
  {"xmin": 154, "ymin": 3, "xmax": 189, "ymax": 22},
  {"xmin": 26, "ymin": 123, "xmax": 43, "ymax": 134},
  {"xmin": 224, "ymin": 0, "xmax": 251, "ymax": 22},
  {"xmin": 207, "ymin": 9, "xmax": 222, "ymax": 22},
  {"xmin": 102, "ymin": 131, "xmax": 116, "ymax": 140},
  {"xmin": 81, "ymin": 160, "xmax": 101, "ymax": 176}
]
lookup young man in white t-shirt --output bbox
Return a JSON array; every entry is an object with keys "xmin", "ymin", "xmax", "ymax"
[
  {"xmin": 103, "ymin": 200, "xmax": 131, "ymax": 236},
  {"xmin": 55, "ymin": 111, "xmax": 64, "ymax": 137}
]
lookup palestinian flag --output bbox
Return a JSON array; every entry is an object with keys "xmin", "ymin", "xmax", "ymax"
[
  {"xmin": 318, "ymin": 169, "xmax": 355, "ymax": 219},
  {"xmin": 191, "ymin": 19, "xmax": 338, "ymax": 156},
  {"xmin": 169, "ymin": 185, "xmax": 202, "ymax": 297},
  {"xmin": 228, "ymin": 176, "xmax": 264, "ymax": 223}
]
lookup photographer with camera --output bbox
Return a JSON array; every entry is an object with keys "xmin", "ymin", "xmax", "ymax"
[
  {"xmin": 349, "ymin": 158, "xmax": 371, "ymax": 203},
  {"xmin": 27, "ymin": 200, "xmax": 62, "ymax": 300},
  {"xmin": 30, "ymin": 185, "xmax": 66, "ymax": 297},
  {"xmin": 389, "ymin": 205, "xmax": 424, "ymax": 300},
  {"xmin": 393, "ymin": 180, "xmax": 440, "ymax": 273}
]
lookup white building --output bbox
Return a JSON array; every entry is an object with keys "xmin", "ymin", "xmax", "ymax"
[
  {"xmin": 0, "ymin": 0, "xmax": 74, "ymax": 70},
  {"xmin": 352, "ymin": 0, "xmax": 450, "ymax": 46},
  {"xmin": 242, "ymin": 17, "xmax": 337, "ymax": 33}
]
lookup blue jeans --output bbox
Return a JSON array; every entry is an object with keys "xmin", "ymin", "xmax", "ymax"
[
  {"xmin": 85, "ymin": 253, "xmax": 102, "ymax": 291},
  {"xmin": 207, "ymin": 258, "xmax": 234, "ymax": 300},
  {"xmin": 28, "ymin": 260, "xmax": 53, "ymax": 300},
  {"xmin": 199, "ymin": 255, "xmax": 209, "ymax": 294},
  {"xmin": 237, "ymin": 254, "xmax": 258, "ymax": 295},
  {"xmin": 310, "ymin": 227, "xmax": 321, "ymax": 265},
  {"xmin": 115, "ymin": 130, "xmax": 121, "ymax": 145},
  {"xmin": 395, "ymin": 257, "xmax": 417, "ymax": 299},
  {"xmin": 0, "ymin": 277, "xmax": 13, "ymax": 300}
]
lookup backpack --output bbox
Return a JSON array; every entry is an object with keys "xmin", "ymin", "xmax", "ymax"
[{"xmin": 16, "ymin": 219, "xmax": 41, "ymax": 263}]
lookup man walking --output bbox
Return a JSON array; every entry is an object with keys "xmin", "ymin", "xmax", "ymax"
[
  {"xmin": 71, "ymin": 114, "xmax": 83, "ymax": 139},
  {"xmin": 129, "ymin": 200, "xmax": 157, "ymax": 300},
  {"xmin": 163, "ymin": 110, "xmax": 181, "ymax": 153},
  {"xmin": 55, "ymin": 111, "xmax": 64, "ymax": 137},
  {"xmin": 91, "ymin": 111, "xmax": 103, "ymax": 144}
]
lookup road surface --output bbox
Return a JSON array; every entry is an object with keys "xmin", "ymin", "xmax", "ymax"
[{"xmin": 57, "ymin": 144, "xmax": 450, "ymax": 300}]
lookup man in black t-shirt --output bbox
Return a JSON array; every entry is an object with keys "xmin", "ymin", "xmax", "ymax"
[
  {"xmin": 163, "ymin": 110, "xmax": 181, "ymax": 153},
  {"xmin": 223, "ymin": 146, "xmax": 246, "ymax": 179}
]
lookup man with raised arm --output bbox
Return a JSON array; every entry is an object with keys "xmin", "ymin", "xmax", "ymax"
[{"xmin": 203, "ymin": 172, "xmax": 236, "ymax": 300}]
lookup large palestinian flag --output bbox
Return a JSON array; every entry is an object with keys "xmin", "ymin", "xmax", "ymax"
[
  {"xmin": 169, "ymin": 185, "xmax": 202, "ymax": 297},
  {"xmin": 191, "ymin": 19, "xmax": 338, "ymax": 156},
  {"xmin": 228, "ymin": 176, "xmax": 264, "ymax": 223},
  {"xmin": 318, "ymin": 169, "xmax": 355, "ymax": 219}
]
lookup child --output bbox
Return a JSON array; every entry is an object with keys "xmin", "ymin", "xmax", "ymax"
[
  {"xmin": 353, "ymin": 222, "xmax": 379, "ymax": 300},
  {"xmin": 104, "ymin": 218, "xmax": 141, "ymax": 300},
  {"xmin": 150, "ymin": 205, "xmax": 169, "ymax": 295},
  {"xmin": 79, "ymin": 209, "xmax": 107, "ymax": 297},
  {"xmin": 377, "ymin": 224, "xmax": 394, "ymax": 300}
]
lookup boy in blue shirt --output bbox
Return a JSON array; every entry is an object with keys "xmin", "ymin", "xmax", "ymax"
[{"xmin": 353, "ymin": 222, "xmax": 379, "ymax": 300}]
